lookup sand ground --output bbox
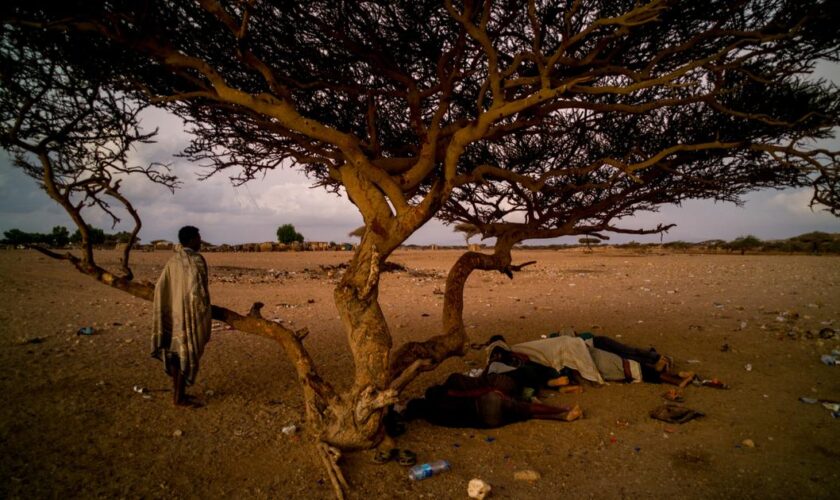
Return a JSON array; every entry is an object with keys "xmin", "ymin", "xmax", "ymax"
[{"xmin": 1, "ymin": 248, "xmax": 838, "ymax": 499}]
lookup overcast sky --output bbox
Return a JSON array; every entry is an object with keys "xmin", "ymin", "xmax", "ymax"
[{"xmin": 2, "ymin": 65, "xmax": 839, "ymax": 247}]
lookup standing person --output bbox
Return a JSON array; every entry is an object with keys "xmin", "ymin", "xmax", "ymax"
[{"xmin": 151, "ymin": 226, "xmax": 212, "ymax": 406}]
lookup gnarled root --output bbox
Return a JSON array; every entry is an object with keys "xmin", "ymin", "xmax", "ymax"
[{"xmin": 317, "ymin": 442, "xmax": 349, "ymax": 500}]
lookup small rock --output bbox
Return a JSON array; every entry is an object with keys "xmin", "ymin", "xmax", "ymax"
[
  {"xmin": 467, "ymin": 478, "xmax": 491, "ymax": 499},
  {"xmin": 281, "ymin": 424, "xmax": 297, "ymax": 435},
  {"xmin": 514, "ymin": 470, "xmax": 540, "ymax": 482},
  {"xmin": 173, "ymin": 429, "xmax": 183, "ymax": 438},
  {"xmin": 741, "ymin": 439, "xmax": 755, "ymax": 448}
]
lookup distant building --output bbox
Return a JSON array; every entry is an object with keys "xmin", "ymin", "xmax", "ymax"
[
  {"xmin": 306, "ymin": 241, "xmax": 330, "ymax": 251},
  {"xmin": 151, "ymin": 240, "xmax": 174, "ymax": 251}
]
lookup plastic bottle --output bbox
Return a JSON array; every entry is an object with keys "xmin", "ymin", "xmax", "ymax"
[{"xmin": 408, "ymin": 460, "xmax": 451, "ymax": 481}]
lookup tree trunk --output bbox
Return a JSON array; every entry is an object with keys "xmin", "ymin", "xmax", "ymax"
[{"xmin": 318, "ymin": 237, "xmax": 396, "ymax": 449}]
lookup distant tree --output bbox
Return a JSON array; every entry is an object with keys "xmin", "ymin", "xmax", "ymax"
[
  {"xmin": 728, "ymin": 235, "xmax": 763, "ymax": 255},
  {"xmin": 3, "ymin": 227, "xmax": 70, "ymax": 247},
  {"xmin": 50, "ymin": 226, "xmax": 70, "ymax": 247},
  {"xmin": 792, "ymin": 231, "xmax": 834, "ymax": 254},
  {"xmin": 453, "ymin": 223, "xmax": 481, "ymax": 246},
  {"xmin": 106, "ymin": 231, "xmax": 137, "ymax": 245},
  {"xmin": 276, "ymin": 224, "xmax": 304, "ymax": 244},
  {"xmin": 3, "ymin": 228, "xmax": 35, "ymax": 246},
  {"xmin": 663, "ymin": 241, "xmax": 692, "ymax": 252},
  {"xmin": 70, "ymin": 227, "xmax": 106, "ymax": 246},
  {"xmin": 578, "ymin": 237, "xmax": 601, "ymax": 251}
]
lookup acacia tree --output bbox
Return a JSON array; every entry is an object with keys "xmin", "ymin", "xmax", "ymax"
[{"xmin": 3, "ymin": 1, "xmax": 840, "ymax": 496}]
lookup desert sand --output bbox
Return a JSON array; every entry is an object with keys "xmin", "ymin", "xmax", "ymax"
[{"xmin": 1, "ymin": 248, "xmax": 838, "ymax": 499}]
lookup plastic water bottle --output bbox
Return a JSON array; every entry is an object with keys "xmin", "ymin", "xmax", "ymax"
[{"xmin": 408, "ymin": 460, "xmax": 451, "ymax": 481}]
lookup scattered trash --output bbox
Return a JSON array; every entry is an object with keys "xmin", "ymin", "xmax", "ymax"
[
  {"xmin": 818, "ymin": 328, "xmax": 836, "ymax": 340},
  {"xmin": 514, "ymin": 469, "xmax": 541, "ymax": 482},
  {"xmin": 650, "ymin": 404, "xmax": 705, "ymax": 424},
  {"xmin": 281, "ymin": 424, "xmax": 297, "ymax": 435},
  {"xmin": 720, "ymin": 343, "xmax": 730, "ymax": 352},
  {"xmin": 484, "ymin": 436, "xmax": 496, "ymax": 443},
  {"xmin": 76, "ymin": 326, "xmax": 95, "ymax": 336},
  {"xmin": 820, "ymin": 354, "xmax": 838, "ymax": 366},
  {"xmin": 172, "ymin": 429, "xmax": 183, "ymax": 438},
  {"xmin": 466, "ymin": 368, "xmax": 484, "ymax": 378},
  {"xmin": 822, "ymin": 402, "xmax": 840, "ymax": 412},
  {"xmin": 467, "ymin": 478, "xmax": 492, "ymax": 500},
  {"xmin": 662, "ymin": 389, "xmax": 684, "ymax": 402},
  {"xmin": 699, "ymin": 378, "xmax": 729, "ymax": 389},
  {"xmin": 20, "ymin": 337, "xmax": 46, "ymax": 345},
  {"xmin": 741, "ymin": 439, "xmax": 755, "ymax": 448},
  {"xmin": 744, "ymin": 364, "xmax": 752, "ymax": 372},
  {"xmin": 132, "ymin": 385, "xmax": 146, "ymax": 394},
  {"xmin": 799, "ymin": 397, "xmax": 818, "ymax": 404},
  {"xmin": 408, "ymin": 460, "xmax": 451, "ymax": 481},
  {"xmin": 686, "ymin": 359, "xmax": 701, "ymax": 364}
]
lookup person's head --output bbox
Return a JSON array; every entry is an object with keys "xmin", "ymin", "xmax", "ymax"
[{"xmin": 178, "ymin": 225, "xmax": 201, "ymax": 251}]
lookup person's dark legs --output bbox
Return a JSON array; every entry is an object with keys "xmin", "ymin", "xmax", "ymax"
[
  {"xmin": 172, "ymin": 365, "xmax": 186, "ymax": 405},
  {"xmin": 167, "ymin": 353, "xmax": 201, "ymax": 407},
  {"xmin": 592, "ymin": 335, "xmax": 662, "ymax": 366},
  {"xmin": 478, "ymin": 391, "xmax": 583, "ymax": 425}
]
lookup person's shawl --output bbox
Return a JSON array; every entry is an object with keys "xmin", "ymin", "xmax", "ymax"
[
  {"xmin": 151, "ymin": 245, "xmax": 211, "ymax": 385},
  {"xmin": 511, "ymin": 336, "xmax": 605, "ymax": 384}
]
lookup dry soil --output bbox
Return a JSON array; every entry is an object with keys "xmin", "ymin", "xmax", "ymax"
[{"xmin": 1, "ymin": 248, "xmax": 838, "ymax": 499}]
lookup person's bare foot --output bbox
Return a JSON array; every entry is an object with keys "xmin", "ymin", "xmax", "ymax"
[
  {"xmin": 677, "ymin": 371, "xmax": 695, "ymax": 388},
  {"xmin": 660, "ymin": 371, "xmax": 695, "ymax": 388},
  {"xmin": 564, "ymin": 404, "xmax": 583, "ymax": 422},
  {"xmin": 654, "ymin": 355, "xmax": 673, "ymax": 373}
]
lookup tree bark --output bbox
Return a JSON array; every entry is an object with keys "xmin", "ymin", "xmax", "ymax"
[{"xmin": 321, "ymin": 236, "xmax": 397, "ymax": 449}]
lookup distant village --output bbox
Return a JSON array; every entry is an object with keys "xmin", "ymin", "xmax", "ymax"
[{"xmin": 2, "ymin": 224, "xmax": 840, "ymax": 254}]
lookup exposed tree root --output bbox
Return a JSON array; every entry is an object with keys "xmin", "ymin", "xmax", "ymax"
[{"xmin": 317, "ymin": 442, "xmax": 349, "ymax": 500}]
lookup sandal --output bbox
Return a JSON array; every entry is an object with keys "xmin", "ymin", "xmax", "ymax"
[
  {"xmin": 650, "ymin": 404, "xmax": 704, "ymax": 424},
  {"xmin": 371, "ymin": 448, "xmax": 397, "ymax": 465},
  {"xmin": 397, "ymin": 449, "xmax": 417, "ymax": 466}
]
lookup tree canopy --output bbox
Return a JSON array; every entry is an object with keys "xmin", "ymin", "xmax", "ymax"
[
  {"xmin": 2, "ymin": 1, "xmax": 839, "ymax": 496},
  {"xmin": 276, "ymin": 223, "xmax": 304, "ymax": 244}
]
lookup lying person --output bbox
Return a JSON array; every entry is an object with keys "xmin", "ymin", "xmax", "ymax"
[
  {"xmin": 403, "ymin": 372, "xmax": 582, "ymax": 429},
  {"xmin": 485, "ymin": 332, "xmax": 693, "ymax": 388}
]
